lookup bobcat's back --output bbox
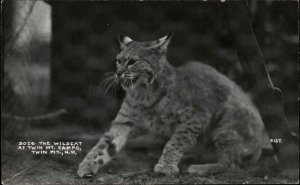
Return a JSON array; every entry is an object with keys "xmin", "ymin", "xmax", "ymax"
[{"xmin": 176, "ymin": 62, "xmax": 250, "ymax": 111}]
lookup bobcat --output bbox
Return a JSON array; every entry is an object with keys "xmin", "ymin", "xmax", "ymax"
[{"xmin": 77, "ymin": 34, "xmax": 270, "ymax": 177}]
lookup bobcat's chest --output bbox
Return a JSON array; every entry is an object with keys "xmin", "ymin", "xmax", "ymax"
[{"xmin": 139, "ymin": 99, "xmax": 183, "ymax": 136}]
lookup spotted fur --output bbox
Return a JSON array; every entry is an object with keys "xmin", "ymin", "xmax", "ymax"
[{"xmin": 77, "ymin": 34, "xmax": 271, "ymax": 177}]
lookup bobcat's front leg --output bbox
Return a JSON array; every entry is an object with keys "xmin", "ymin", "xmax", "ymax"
[
  {"xmin": 154, "ymin": 108, "xmax": 208, "ymax": 175},
  {"xmin": 154, "ymin": 128, "xmax": 198, "ymax": 175},
  {"xmin": 77, "ymin": 123, "xmax": 132, "ymax": 178}
]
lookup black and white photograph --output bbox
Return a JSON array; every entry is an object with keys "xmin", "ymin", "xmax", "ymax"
[{"xmin": 1, "ymin": 0, "xmax": 299, "ymax": 184}]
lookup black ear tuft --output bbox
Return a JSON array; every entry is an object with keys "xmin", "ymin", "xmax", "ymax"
[
  {"xmin": 118, "ymin": 34, "xmax": 125, "ymax": 44},
  {"xmin": 165, "ymin": 33, "xmax": 174, "ymax": 40},
  {"xmin": 157, "ymin": 33, "xmax": 173, "ymax": 43},
  {"xmin": 147, "ymin": 33, "xmax": 174, "ymax": 50}
]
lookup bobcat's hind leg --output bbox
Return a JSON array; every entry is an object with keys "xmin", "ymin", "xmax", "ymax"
[
  {"xmin": 188, "ymin": 129, "xmax": 253, "ymax": 176},
  {"xmin": 77, "ymin": 123, "xmax": 132, "ymax": 178},
  {"xmin": 188, "ymin": 150, "xmax": 238, "ymax": 176},
  {"xmin": 188, "ymin": 163, "xmax": 227, "ymax": 176}
]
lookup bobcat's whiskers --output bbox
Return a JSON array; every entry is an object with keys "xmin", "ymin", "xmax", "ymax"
[{"xmin": 99, "ymin": 72, "xmax": 118, "ymax": 95}]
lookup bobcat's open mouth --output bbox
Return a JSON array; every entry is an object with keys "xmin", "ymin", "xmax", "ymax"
[
  {"xmin": 120, "ymin": 76, "xmax": 139, "ymax": 90},
  {"xmin": 132, "ymin": 76, "xmax": 139, "ymax": 84},
  {"xmin": 118, "ymin": 73, "xmax": 152, "ymax": 90}
]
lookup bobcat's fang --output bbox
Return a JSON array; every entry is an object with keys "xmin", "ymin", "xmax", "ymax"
[{"xmin": 150, "ymin": 77, "xmax": 155, "ymax": 84}]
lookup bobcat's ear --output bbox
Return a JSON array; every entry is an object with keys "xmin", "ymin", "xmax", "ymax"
[
  {"xmin": 147, "ymin": 33, "xmax": 173, "ymax": 50},
  {"xmin": 118, "ymin": 34, "xmax": 133, "ymax": 50}
]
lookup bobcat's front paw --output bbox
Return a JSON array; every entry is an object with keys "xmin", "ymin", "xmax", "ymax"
[
  {"xmin": 77, "ymin": 159, "xmax": 101, "ymax": 178},
  {"xmin": 154, "ymin": 163, "xmax": 179, "ymax": 176}
]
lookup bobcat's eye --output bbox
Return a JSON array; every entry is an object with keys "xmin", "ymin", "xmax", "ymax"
[
  {"xmin": 116, "ymin": 60, "xmax": 121, "ymax": 65},
  {"xmin": 127, "ymin": 59, "xmax": 136, "ymax": 66}
]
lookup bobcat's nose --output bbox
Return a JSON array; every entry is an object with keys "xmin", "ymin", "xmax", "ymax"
[
  {"xmin": 115, "ymin": 71, "xmax": 124, "ymax": 78},
  {"xmin": 116, "ymin": 72, "xmax": 121, "ymax": 77}
]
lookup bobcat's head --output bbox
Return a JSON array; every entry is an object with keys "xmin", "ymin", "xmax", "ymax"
[{"xmin": 114, "ymin": 34, "xmax": 173, "ymax": 91}]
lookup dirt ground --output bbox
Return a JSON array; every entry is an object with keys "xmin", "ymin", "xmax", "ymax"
[{"xmin": 2, "ymin": 125, "xmax": 299, "ymax": 185}]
